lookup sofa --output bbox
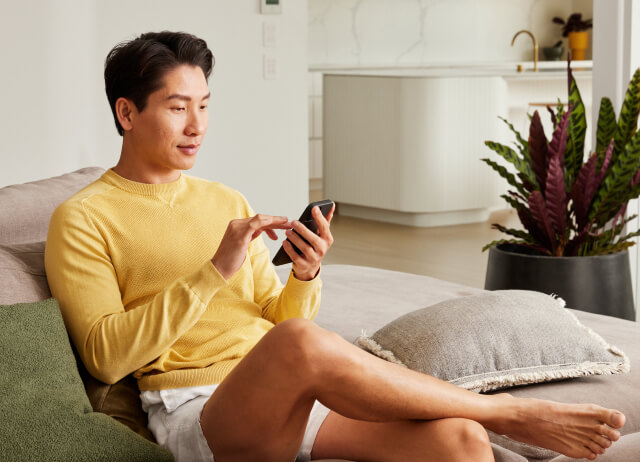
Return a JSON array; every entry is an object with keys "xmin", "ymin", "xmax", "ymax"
[{"xmin": 1, "ymin": 167, "xmax": 639, "ymax": 461}]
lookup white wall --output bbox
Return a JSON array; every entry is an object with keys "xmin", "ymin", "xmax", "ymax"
[
  {"xmin": 593, "ymin": 0, "xmax": 640, "ymax": 321},
  {"xmin": 309, "ymin": 0, "xmax": 593, "ymax": 68},
  {"xmin": 0, "ymin": 0, "xmax": 309, "ymax": 254}
]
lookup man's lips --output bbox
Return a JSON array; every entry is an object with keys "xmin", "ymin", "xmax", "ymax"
[{"xmin": 177, "ymin": 144, "xmax": 200, "ymax": 155}]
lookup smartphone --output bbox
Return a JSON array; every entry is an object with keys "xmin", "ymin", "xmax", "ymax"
[{"xmin": 272, "ymin": 199, "xmax": 334, "ymax": 266}]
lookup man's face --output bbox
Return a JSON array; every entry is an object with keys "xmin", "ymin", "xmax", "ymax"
[{"xmin": 125, "ymin": 64, "xmax": 210, "ymax": 176}]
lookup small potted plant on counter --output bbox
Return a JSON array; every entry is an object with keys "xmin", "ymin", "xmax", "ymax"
[
  {"xmin": 553, "ymin": 13, "xmax": 592, "ymax": 60},
  {"xmin": 481, "ymin": 61, "xmax": 640, "ymax": 320}
]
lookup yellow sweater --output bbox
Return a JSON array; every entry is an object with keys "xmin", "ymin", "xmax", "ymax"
[{"xmin": 45, "ymin": 169, "xmax": 321, "ymax": 391}]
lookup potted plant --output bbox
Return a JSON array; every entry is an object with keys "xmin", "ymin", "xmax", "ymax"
[
  {"xmin": 481, "ymin": 61, "xmax": 640, "ymax": 320},
  {"xmin": 553, "ymin": 13, "xmax": 592, "ymax": 61}
]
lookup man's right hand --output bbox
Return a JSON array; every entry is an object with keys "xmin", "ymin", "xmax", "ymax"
[{"xmin": 211, "ymin": 214, "xmax": 292, "ymax": 280}]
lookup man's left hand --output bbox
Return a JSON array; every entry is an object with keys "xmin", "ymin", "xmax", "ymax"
[{"xmin": 282, "ymin": 204, "xmax": 335, "ymax": 281}]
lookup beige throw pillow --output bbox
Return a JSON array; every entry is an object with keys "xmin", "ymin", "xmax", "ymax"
[{"xmin": 356, "ymin": 290, "xmax": 630, "ymax": 392}]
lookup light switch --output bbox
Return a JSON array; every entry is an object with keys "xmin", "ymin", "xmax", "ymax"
[
  {"xmin": 263, "ymin": 55, "xmax": 278, "ymax": 80},
  {"xmin": 263, "ymin": 22, "xmax": 276, "ymax": 48},
  {"xmin": 260, "ymin": 0, "xmax": 282, "ymax": 15}
]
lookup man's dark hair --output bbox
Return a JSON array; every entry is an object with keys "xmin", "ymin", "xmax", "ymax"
[{"xmin": 104, "ymin": 31, "xmax": 214, "ymax": 136}]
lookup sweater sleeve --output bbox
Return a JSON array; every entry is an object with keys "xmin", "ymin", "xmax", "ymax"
[
  {"xmin": 44, "ymin": 199, "xmax": 228, "ymax": 384},
  {"xmin": 249, "ymin": 234, "xmax": 322, "ymax": 325}
]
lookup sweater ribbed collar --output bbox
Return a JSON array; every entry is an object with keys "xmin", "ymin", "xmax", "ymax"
[{"xmin": 102, "ymin": 168, "xmax": 185, "ymax": 197}]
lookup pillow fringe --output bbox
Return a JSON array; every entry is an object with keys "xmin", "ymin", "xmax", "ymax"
[
  {"xmin": 356, "ymin": 334, "xmax": 407, "ymax": 368},
  {"xmin": 458, "ymin": 359, "xmax": 631, "ymax": 393}
]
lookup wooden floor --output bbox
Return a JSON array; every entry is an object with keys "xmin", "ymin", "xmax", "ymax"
[{"xmin": 314, "ymin": 191, "xmax": 520, "ymax": 289}]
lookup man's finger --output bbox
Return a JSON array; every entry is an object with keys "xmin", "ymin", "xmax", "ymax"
[
  {"xmin": 250, "ymin": 214, "xmax": 289, "ymax": 230},
  {"xmin": 249, "ymin": 222, "xmax": 292, "ymax": 241},
  {"xmin": 312, "ymin": 206, "xmax": 332, "ymax": 237},
  {"xmin": 265, "ymin": 229, "xmax": 278, "ymax": 240},
  {"xmin": 291, "ymin": 220, "xmax": 322, "ymax": 248},
  {"xmin": 282, "ymin": 240, "xmax": 303, "ymax": 265},
  {"xmin": 286, "ymin": 228, "xmax": 314, "ymax": 255},
  {"xmin": 326, "ymin": 203, "xmax": 335, "ymax": 224}
]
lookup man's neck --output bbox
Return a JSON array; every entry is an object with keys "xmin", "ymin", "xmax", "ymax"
[{"xmin": 113, "ymin": 155, "xmax": 181, "ymax": 185}]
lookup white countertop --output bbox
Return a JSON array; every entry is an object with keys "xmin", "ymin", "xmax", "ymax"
[{"xmin": 313, "ymin": 61, "xmax": 592, "ymax": 79}]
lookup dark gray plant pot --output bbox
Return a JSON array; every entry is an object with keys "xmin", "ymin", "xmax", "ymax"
[{"xmin": 485, "ymin": 243, "xmax": 636, "ymax": 321}]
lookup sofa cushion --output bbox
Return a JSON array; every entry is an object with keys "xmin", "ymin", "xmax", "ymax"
[
  {"xmin": 0, "ymin": 298, "xmax": 173, "ymax": 461},
  {"xmin": 356, "ymin": 290, "xmax": 629, "ymax": 393},
  {"xmin": 0, "ymin": 166, "xmax": 104, "ymax": 245},
  {"xmin": 0, "ymin": 241, "xmax": 49, "ymax": 304},
  {"xmin": 78, "ymin": 362, "xmax": 157, "ymax": 443}
]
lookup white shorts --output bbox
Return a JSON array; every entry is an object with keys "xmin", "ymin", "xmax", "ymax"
[{"xmin": 140, "ymin": 384, "xmax": 331, "ymax": 462}]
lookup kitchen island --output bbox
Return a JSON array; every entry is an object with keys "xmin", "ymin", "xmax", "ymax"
[{"xmin": 319, "ymin": 61, "xmax": 592, "ymax": 226}]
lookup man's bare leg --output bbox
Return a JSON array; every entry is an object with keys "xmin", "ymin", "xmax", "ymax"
[
  {"xmin": 200, "ymin": 319, "xmax": 625, "ymax": 461},
  {"xmin": 311, "ymin": 412, "xmax": 495, "ymax": 462}
]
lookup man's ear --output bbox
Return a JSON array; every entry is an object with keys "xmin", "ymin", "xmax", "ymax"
[{"xmin": 115, "ymin": 97, "xmax": 137, "ymax": 132}]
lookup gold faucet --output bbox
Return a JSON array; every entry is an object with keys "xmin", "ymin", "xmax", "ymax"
[{"xmin": 511, "ymin": 30, "xmax": 538, "ymax": 72}]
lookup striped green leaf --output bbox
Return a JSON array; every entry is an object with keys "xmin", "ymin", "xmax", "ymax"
[
  {"xmin": 491, "ymin": 224, "xmax": 535, "ymax": 242},
  {"xmin": 596, "ymin": 97, "xmax": 616, "ymax": 157},
  {"xmin": 498, "ymin": 116, "xmax": 530, "ymax": 162},
  {"xmin": 566, "ymin": 76, "xmax": 587, "ymax": 185},
  {"xmin": 484, "ymin": 141, "xmax": 537, "ymax": 187},
  {"xmin": 590, "ymin": 129, "xmax": 640, "ymax": 224},
  {"xmin": 615, "ymin": 68, "xmax": 640, "ymax": 155},
  {"xmin": 587, "ymin": 240, "xmax": 635, "ymax": 256},
  {"xmin": 481, "ymin": 158, "xmax": 527, "ymax": 196},
  {"xmin": 500, "ymin": 194, "xmax": 526, "ymax": 211}
]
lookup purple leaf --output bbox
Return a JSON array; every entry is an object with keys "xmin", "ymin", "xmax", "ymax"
[
  {"xmin": 528, "ymin": 111, "xmax": 548, "ymax": 191},
  {"xmin": 596, "ymin": 138, "xmax": 615, "ymax": 186},
  {"xmin": 570, "ymin": 154, "xmax": 598, "ymax": 230},
  {"xmin": 548, "ymin": 109, "xmax": 570, "ymax": 168},
  {"xmin": 529, "ymin": 190, "xmax": 558, "ymax": 251},
  {"xmin": 517, "ymin": 206, "xmax": 549, "ymax": 247},
  {"xmin": 545, "ymin": 154, "xmax": 567, "ymax": 237},
  {"xmin": 565, "ymin": 227, "xmax": 589, "ymax": 256},
  {"xmin": 632, "ymin": 169, "xmax": 640, "ymax": 187}
]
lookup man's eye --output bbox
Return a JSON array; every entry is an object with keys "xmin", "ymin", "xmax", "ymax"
[
  {"xmin": 200, "ymin": 105, "xmax": 208, "ymax": 110},
  {"xmin": 172, "ymin": 107, "xmax": 186, "ymax": 112}
]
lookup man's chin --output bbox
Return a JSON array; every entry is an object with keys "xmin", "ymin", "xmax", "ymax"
[{"xmin": 176, "ymin": 157, "xmax": 197, "ymax": 171}]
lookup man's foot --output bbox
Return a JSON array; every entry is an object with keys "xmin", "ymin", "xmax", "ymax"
[{"xmin": 487, "ymin": 394, "xmax": 625, "ymax": 460}]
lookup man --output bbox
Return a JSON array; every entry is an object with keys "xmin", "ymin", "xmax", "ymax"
[{"xmin": 45, "ymin": 31, "xmax": 625, "ymax": 462}]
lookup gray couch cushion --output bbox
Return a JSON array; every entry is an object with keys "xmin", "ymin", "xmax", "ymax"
[
  {"xmin": 286, "ymin": 265, "xmax": 640, "ymax": 462},
  {"xmin": 0, "ymin": 241, "xmax": 49, "ymax": 305},
  {"xmin": 355, "ymin": 290, "xmax": 629, "ymax": 393},
  {"xmin": 0, "ymin": 167, "xmax": 104, "ymax": 245}
]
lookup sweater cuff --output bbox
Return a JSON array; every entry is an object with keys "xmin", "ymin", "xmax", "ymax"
[
  {"xmin": 285, "ymin": 267, "xmax": 322, "ymax": 295},
  {"xmin": 185, "ymin": 260, "xmax": 229, "ymax": 308}
]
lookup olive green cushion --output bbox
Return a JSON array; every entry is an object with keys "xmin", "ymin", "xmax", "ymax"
[{"xmin": 0, "ymin": 298, "xmax": 173, "ymax": 461}]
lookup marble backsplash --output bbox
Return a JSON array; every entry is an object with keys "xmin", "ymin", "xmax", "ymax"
[{"xmin": 309, "ymin": 0, "xmax": 593, "ymax": 69}]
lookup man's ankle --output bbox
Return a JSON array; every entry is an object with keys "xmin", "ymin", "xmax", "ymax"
[{"xmin": 480, "ymin": 393, "xmax": 524, "ymax": 435}]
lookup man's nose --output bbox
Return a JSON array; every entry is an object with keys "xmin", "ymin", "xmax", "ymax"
[{"xmin": 185, "ymin": 111, "xmax": 207, "ymax": 136}]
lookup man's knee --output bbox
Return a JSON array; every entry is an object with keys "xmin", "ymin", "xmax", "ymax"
[
  {"xmin": 268, "ymin": 319, "xmax": 343, "ymax": 377},
  {"xmin": 453, "ymin": 419, "xmax": 493, "ymax": 461}
]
